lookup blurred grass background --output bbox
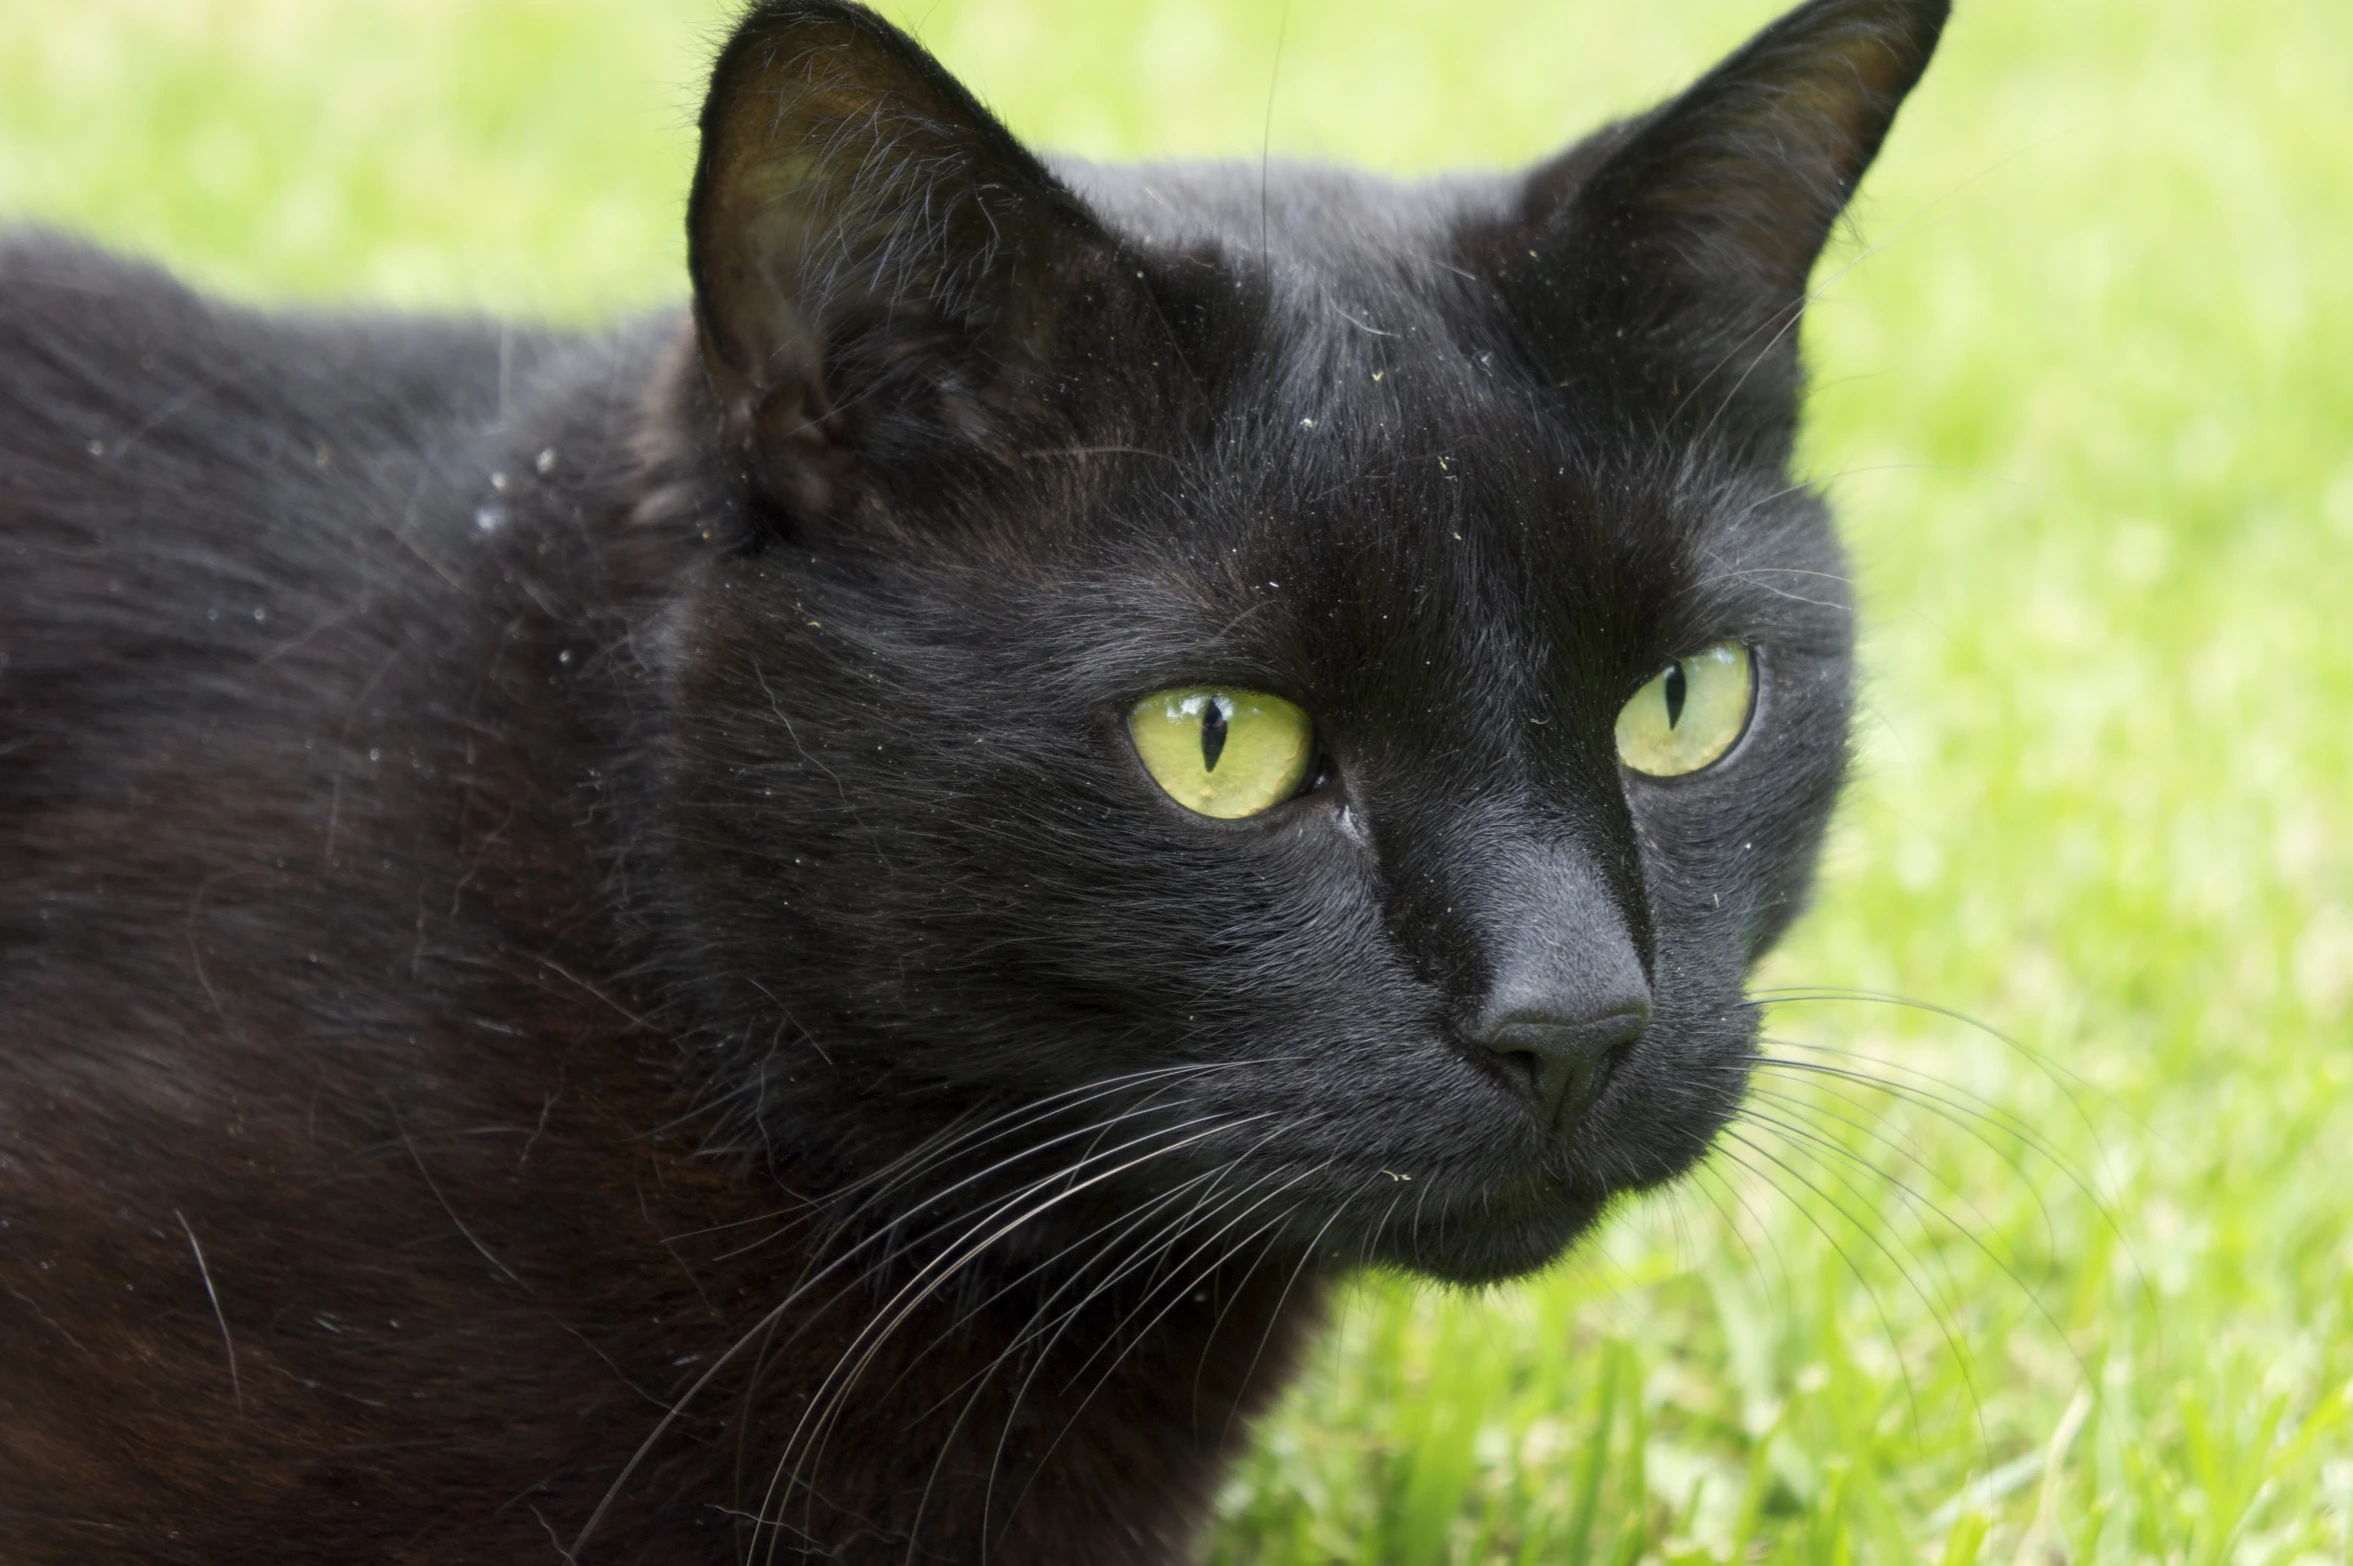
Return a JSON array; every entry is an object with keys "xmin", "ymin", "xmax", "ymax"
[{"xmin": 6, "ymin": 0, "xmax": 2351, "ymax": 1558}]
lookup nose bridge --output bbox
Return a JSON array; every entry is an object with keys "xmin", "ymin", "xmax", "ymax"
[
  {"xmin": 1385, "ymin": 793, "xmax": 1650, "ymax": 1012},
  {"xmin": 1471, "ymin": 830, "xmax": 1650, "ymax": 1024},
  {"xmin": 1389, "ymin": 800, "xmax": 1654, "ymax": 1126}
]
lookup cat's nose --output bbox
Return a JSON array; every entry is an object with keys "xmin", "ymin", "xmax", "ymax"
[
  {"xmin": 1451, "ymin": 829, "xmax": 1653, "ymax": 1126},
  {"xmin": 1473, "ymin": 994, "xmax": 1650, "ymax": 1128}
]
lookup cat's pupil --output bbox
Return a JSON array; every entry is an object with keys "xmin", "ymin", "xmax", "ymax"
[
  {"xmin": 1663, "ymin": 661, "xmax": 1688, "ymax": 729},
  {"xmin": 1201, "ymin": 697, "xmax": 1230, "ymax": 771}
]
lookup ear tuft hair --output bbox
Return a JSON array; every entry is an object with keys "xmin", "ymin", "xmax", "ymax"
[{"xmin": 688, "ymin": 0, "xmax": 1122, "ymax": 528}]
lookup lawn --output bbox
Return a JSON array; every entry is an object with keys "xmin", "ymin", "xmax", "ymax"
[{"xmin": 6, "ymin": 0, "xmax": 2350, "ymax": 1558}]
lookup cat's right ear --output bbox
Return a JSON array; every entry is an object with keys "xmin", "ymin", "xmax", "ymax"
[{"xmin": 687, "ymin": 1, "xmax": 1125, "ymax": 529}]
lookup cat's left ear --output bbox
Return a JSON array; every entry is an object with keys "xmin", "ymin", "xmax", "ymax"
[
  {"xmin": 687, "ymin": 0, "xmax": 1132, "ymax": 527},
  {"xmin": 1477, "ymin": 0, "xmax": 1948, "ymax": 447}
]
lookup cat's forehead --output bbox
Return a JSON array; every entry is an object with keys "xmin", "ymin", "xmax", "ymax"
[
  {"xmin": 1067, "ymin": 158, "xmax": 1509, "ymax": 393},
  {"xmin": 1062, "ymin": 161, "xmax": 1819, "ymax": 645},
  {"xmin": 1065, "ymin": 161, "xmax": 1479, "ymax": 270}
]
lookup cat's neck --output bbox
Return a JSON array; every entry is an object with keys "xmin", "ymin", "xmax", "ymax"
[{"xmin": 491, "ymin": 1074, "xmax": 1334, "ymax": 1561}]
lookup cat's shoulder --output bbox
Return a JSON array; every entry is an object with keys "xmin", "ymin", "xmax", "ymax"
[
  {"xmin": 0, "ymin": 231, "xmax": 542, "ymax": 458},
  {"xmin": 0, "ymin": 236, "xmax": 649, "ymax": 664},
  {"xmin": 0, "ymin": 239, "xmax": 666, "ymax": 889}
]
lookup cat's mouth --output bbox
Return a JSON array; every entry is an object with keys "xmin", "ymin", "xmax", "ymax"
[
  {"xmin": 1120, "ymin": 1109, "xmax": 1633, "ymax": 1287},
  {"xmin": 1187, "ymin": 1026, "xmax": 1725, "ymax": 1286}
]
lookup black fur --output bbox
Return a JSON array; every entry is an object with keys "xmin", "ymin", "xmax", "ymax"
[{"xmin": 0, "ymin": 1, "xmax": 1945, "ymax": 1559}]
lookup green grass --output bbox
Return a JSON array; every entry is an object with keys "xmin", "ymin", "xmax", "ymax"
[{"xmin": 8, "ymin": 0, "xmax": 2352, "ymax": 1558}]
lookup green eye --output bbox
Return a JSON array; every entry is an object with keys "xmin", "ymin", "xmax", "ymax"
[
  {"xmin": 1128, "ymin": 688, "xmax": 1315, "ymax": 819},
  {"xmin": 1614, "ymin": 642, "xmax": 1755, "ymax": 778}
]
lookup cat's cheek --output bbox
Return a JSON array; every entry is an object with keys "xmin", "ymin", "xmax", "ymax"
[{"xmin": 1619, "ymin": 655, "xmax": 1848, "ymax": 960}]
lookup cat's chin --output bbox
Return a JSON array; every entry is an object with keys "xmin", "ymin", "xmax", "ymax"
[{"xmin": 1347, "ymin": 1174, "xmax": 1614, "ymax": 1287}]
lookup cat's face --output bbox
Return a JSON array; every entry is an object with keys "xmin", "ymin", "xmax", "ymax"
[{"xmin": 656, "ymin": 0, "xmax": 1940, "ymax": 1283}]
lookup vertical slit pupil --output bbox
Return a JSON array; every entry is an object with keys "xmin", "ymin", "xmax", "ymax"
[
  {"xmin": 1662, "ymin": 661, "xmax": 1687, "ymax": 729},
  {"xmin": 1200, "ymin": 695, "xmax": 1230, "ymax": 771}
]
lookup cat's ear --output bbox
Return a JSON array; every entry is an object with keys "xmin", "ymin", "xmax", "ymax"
[
  {"xmin": 1480, "ymin": 0, "xmax": 1947, "ymax": 446},
  {"xmin": 687, "ymin": 0, "xmax": 1124, "ymax": 526}
]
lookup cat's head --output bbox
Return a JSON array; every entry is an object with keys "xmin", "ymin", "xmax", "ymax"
[{"xmin": 650, "ymin": 0, "xmax": 1944, "ymax": 1283}]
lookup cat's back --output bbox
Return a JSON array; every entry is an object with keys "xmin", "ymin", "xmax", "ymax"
[
  {"xmin": 0, "ymin": 232, "xmax": 543, "ymax": 667},
  {"xmin": 0, "ymin": 236, "xmax": 577, "ymax": 1066}
]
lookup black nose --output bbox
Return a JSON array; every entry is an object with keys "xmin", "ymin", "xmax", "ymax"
[
  {"xmin": 1450, "ymin": 831, "xmax": 1652, "ymax": 1127},
  {"xmin": 1475, "ymin": 1003, "xmax": 1649, "ymax": 1126}
]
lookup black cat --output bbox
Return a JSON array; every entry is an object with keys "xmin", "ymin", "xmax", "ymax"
[{"xmin": 0, "ymin": 0, "xmax": 1944, "ymax": 1559}]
